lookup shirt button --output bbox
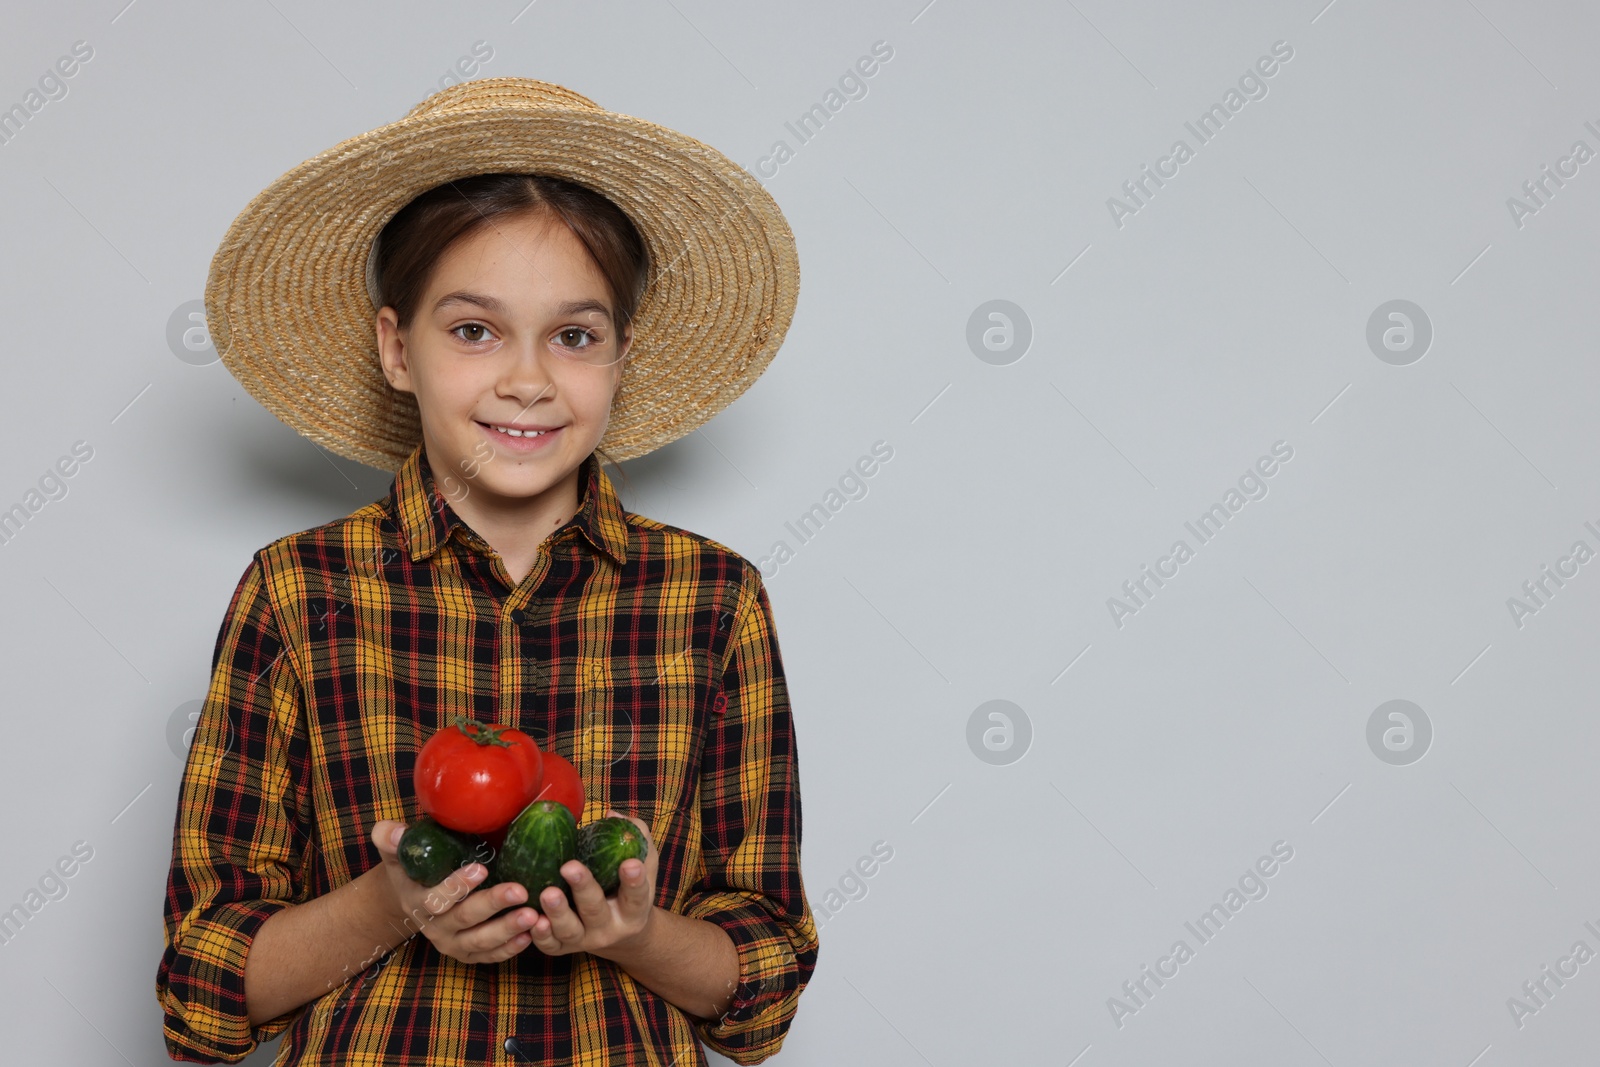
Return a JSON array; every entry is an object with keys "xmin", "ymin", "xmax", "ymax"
[
  {"xmin": 511, "ymin": 608, "xmax": 527, "ymax": 625},
  {"xmin": 504, "ymin": 1035, "xmax": 523, "ymax": 1057}
]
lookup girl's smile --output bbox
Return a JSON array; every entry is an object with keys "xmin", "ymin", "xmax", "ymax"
[{"xmin": 477, "ymin": 421, "xmax": 563, "ymax": 452}]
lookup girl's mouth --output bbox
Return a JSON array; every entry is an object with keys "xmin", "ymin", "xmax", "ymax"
[{"xmin": 478, "ymin": 422, "xmax": 563, "ymax": 451}]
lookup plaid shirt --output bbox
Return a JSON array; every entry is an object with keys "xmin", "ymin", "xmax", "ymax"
[{"xmin": 157, "ymin": 442, "xmax": 817, "ymax": 1066}]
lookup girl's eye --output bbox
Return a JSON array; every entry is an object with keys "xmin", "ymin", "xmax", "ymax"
[
  {"xmin": 556, "ymin": 327, "xmax": 597, "ymax": 349},
  {"xmin": 452, "ymin": 323, "xmax": 493, "ymax": 344}
]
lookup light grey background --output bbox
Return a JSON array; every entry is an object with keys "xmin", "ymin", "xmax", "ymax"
[{"xmin": 2, "ymin": 0, "xmax": 1597, "ymax": 1064}]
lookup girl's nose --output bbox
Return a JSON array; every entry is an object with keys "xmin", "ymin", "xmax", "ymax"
[{"xmin": 495, "ymin": 340, "xmax": 558, "ymax": 402}]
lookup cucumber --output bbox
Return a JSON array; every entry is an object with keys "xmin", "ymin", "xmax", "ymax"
[
  {"xmin": 397, "ymin": 815, "xmax": 494, "ymax": 887},
  {"xmin": 576, "ymin": 816, "xmax": 648, "ymax": 894},
  {"xmin": 496, "ymin": 800, "xmax": 578, "ymax": 913}
]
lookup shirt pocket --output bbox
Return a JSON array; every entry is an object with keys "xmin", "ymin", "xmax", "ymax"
[{"xmin": 571, "ymin": 644, "xmax": 715, "ymax": 840}]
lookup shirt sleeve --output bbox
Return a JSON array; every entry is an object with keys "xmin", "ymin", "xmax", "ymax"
[
  {"xmin": 156, "ymin": 553, "xmax": 312, "ymax": 1063},
  {"xmin": 681, "ymin": 567, "xmax": 819, "ymax": 1065}
]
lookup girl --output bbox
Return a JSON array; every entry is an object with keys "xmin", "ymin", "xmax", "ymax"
[{"xmin": 157, "ymin": 79, "xmax": 815, "ymax": 1066}]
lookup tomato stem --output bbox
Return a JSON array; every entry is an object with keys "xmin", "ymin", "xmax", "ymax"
[{"xmin": 449, "ymin": 711, "xmax": 516, "ymax": 748}]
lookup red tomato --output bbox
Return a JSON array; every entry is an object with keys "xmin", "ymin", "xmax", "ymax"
[
  {"xmin": 415, "ymin": 714, "xmax": 544, "ymax": 834},
  {"xmin": 534, "ymin": 751, "xmax": 585, "ymax": 822}
]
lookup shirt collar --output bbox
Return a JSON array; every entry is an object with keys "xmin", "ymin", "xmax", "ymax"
[{"xmin": 389, "ymin": 441, "xmax": 630, "ymax": 568}]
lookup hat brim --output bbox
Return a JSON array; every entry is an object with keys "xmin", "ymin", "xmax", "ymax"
[{"xmin": 205, "ymin": 87, "xmax": 799, "ymax": 470}]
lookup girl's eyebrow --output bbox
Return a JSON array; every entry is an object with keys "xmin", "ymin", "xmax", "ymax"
[
  {"xmin": 432, "ymin": 290, "xmax": 504, "ymax": 315},
  {"xmin": 432, "ymin": 290, "xmax": 612, "ymax": 321}
]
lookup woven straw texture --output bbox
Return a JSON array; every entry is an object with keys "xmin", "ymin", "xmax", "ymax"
[{"xmin": 205, "ymin": 78, "xmax": 799, "ymax": 470}]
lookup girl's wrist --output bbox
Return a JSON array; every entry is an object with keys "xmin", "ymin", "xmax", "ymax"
[
  {"xmin": 591, "ymin": 903, "xmax": 661, "ymax": 968},
  {"xmin": 361, "ymin": 862, "xmax": 415, "ymax": 938}
]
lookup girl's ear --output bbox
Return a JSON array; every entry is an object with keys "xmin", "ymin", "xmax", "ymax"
[{"xmin": 376, "ymin": 306, "xmax": 415, "ymax": 394}]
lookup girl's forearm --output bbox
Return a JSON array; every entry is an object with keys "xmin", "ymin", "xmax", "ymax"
[
  {"xmin": 243, "ymin": 866, "xmax": 413, "ymax": 1026},
  {"xmin": 595, "ymin": 907, "xmax": 740, "ymax": 1021},
  {"xmin": 244, "ymin": 874, "xmax": 740, "ymax": 1027}
]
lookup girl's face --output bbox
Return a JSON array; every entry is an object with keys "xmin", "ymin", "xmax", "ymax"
[{"xmin": 375, "ymin": 210, "xmax": 629, "ymax": 521}]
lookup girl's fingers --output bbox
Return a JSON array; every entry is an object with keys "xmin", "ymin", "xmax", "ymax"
[
  {"xmin": 425, "ymin": 867, "xmax": 484, "ymax": 916},
  {"xmin": 455, "ymin": 925, "xmax": 533, "ymax": 965},
  {"xmin": 483, "ymin": 929, "xmax": 534, "ymax": 962},
  {"xmin": 459, "ymin": 906, "xmax": 538, "ymax": 955},
  {"xmin": 563, "ymin": 863, "xmax": 611, "ymax": 927},
  {"xmin": 614, "ymin": 858, "xmax": 650, "ymax": 915},
  {"xmin": 540, "ymin": 886, "xmax": 585, "ymax": 942},
  {"xmin": 371, "ymin": 820, "xmax": 406, "ymax": 856},
  {"xmin": 528, "ymin": 912, "xmax": 576, "ymax": 957},
  {"xmin": 441, "ymin": 877, "xmax": 524, "ymax": 929}
]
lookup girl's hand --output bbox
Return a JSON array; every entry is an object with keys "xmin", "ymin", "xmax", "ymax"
[
  {"xmin": 370, "ymin": 820, "xmax": 539, "ymax": 965},
  {"xmin": 528, "ymin": 810, "xmax": 658, "ymax": 958}
]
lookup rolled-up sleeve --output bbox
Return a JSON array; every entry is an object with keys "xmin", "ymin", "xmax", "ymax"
[
  {"xmin": 157, "ymin": 554, "xmax": 311, "ymax": 1062},
  {"xmin": 682, "ymin": 568, "xmax": 819, "ymax": 1064}
]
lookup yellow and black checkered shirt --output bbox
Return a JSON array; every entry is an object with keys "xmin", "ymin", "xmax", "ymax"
[{"xmin": 157, "ymin": 442, "xmax": 817, "ymax": 1065}]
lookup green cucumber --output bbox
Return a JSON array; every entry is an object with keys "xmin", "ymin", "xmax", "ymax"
[
  {"xmin": 576, "ymin": 816, "xmax": 648, "ymax": 894},
  {"xmin": 496, "ymin": 800, "xmax": 578, "ymax": 913},
  {"xmin": 397, "ymin": 815, "xmax": 493, "ymax": 887}
]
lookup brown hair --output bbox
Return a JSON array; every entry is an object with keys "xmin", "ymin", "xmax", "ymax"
[{"xmin": 372, "ymin": 172, "xmax": 650, "ymax": 487}]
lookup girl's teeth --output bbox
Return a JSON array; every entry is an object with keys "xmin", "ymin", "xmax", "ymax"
[{"xmin": 492, "ymin": 425, "xmax": 547, "ymax": 438}]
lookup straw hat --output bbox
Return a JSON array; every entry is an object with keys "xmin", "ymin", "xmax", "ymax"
[{"xmin": 204, "ymin": 77, "xmax": 799, "ymax": 470}]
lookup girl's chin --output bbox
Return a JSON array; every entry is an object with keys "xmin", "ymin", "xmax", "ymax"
[{"xmin": 452, "ymin": 469, "xmax": 565, "ymax": 504}]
